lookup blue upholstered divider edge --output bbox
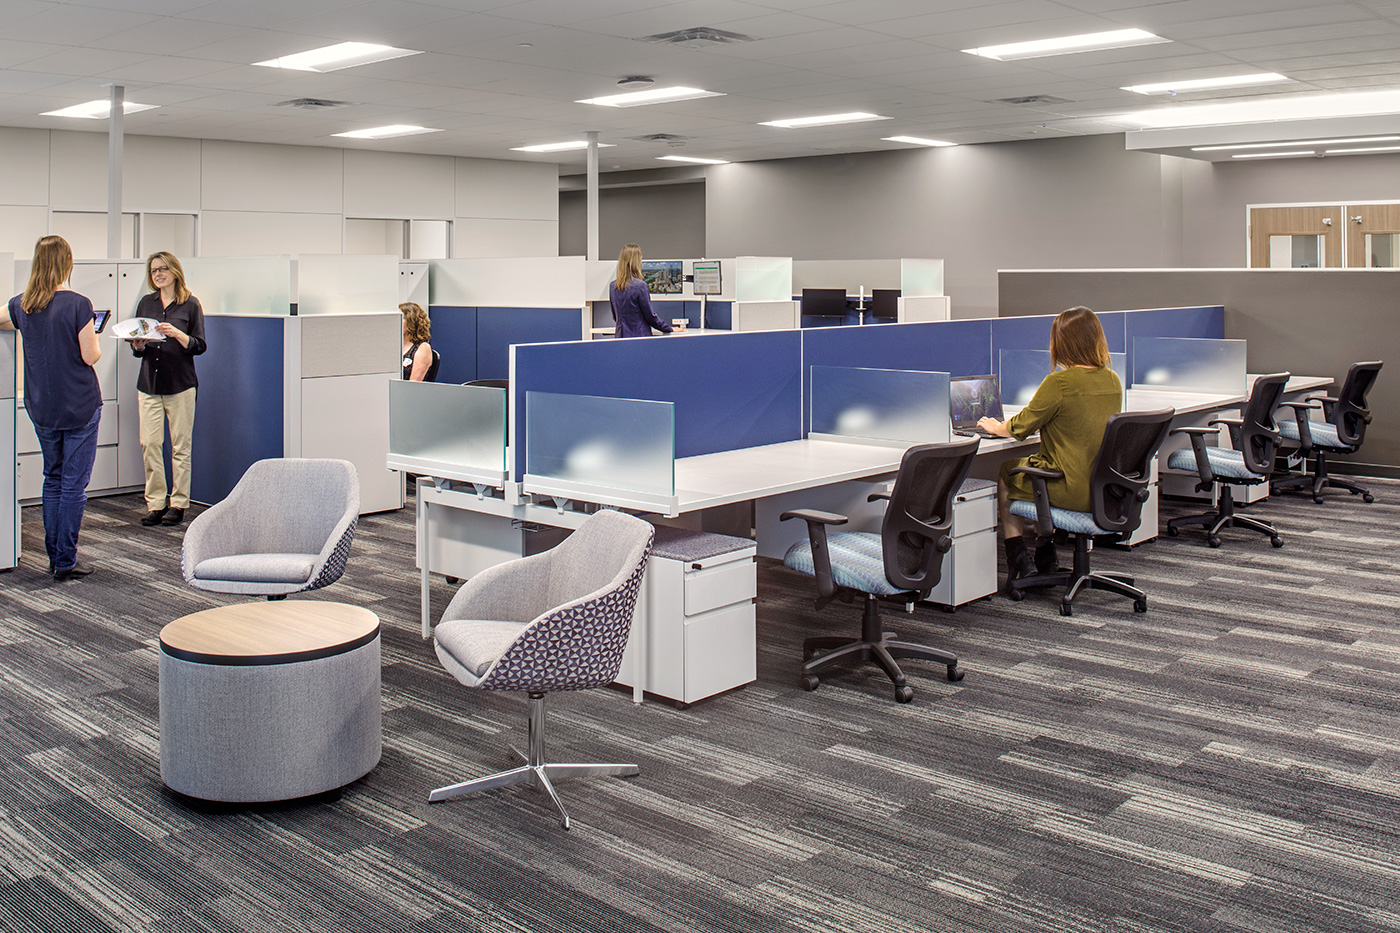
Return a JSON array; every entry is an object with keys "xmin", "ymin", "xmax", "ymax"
[{"xmin": 191, "ymin": 316, "xmax": 284, "ymax": 505}]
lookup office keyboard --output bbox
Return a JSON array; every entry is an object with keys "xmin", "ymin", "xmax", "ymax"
[{"xmin": 954, "ymin": 428, "xmax": 998, "ymax": 438}]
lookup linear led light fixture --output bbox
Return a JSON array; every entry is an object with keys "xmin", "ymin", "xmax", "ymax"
[
  {"xmin": 760, "ymin": 112, "xmax": 890, "ymax": 128},
  {"xmin": 883, "ymin": 135, "xmax": 957, "ymax": 147},
  {"xmin": 254, "ymin": 42, "xmax": 421, "ymax": 72},
  {"xmin": 41, "ymin": 100, "xmax": 158, "ymax": 118},
  {"xmin": 1325, "ymin": 145, "xmax": 1400, "ymax": 154},
  {"xmin": 657, "ymin": 155, "xmax": 729, "ymax": 164},
  {"xmin": 577, "ymin": 86, "xmax": 723, "ymax": 107},
  {"xmin": 1122, "ymin": 88, "xmax": 1400, "ymax": 128},
  {"xmin": 511, "ymin": 140, "xmax": 617, "ymax": 152},
  {"xmin": 1123, "ymin": 73, "xmax": 1289, "ymax": 95},
  {"xmin": 1193, "ymin": 136, "xmax": 1400, "ymax": 152},
  {"xmin": 963, "ymin": 28, "xmax": 1167, "ymax": 62},
  {"xmin": 333, "ymin": 125, "xmax": 442, "ymax": 139},
  {"xmin": 1231, "ymin": 151, "xmax": 1314, "ymax": 159}
]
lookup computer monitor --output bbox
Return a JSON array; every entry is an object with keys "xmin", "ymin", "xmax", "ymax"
[
  {"xmin": 949, "ymin": 375, "xmax": 1004, "ymax": 427},
  {"xmin": 692, "ymin": 260, "xmax": 722, "ymax": 296},
  {"xmin": 802, "ymin": 288, "xmax": 848, "ymax": 317},
  {"xmin": 869, "ymin": 289, "xmax": 900, "ymax": 319},
  {"xmin": 640, "ymin": 259, "xmax": 683, "ymax": 294}
]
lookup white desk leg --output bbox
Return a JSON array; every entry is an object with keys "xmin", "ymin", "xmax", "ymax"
[{"xmin": 419, "ymin": 482, "xmax": 432, "ymax": 640}]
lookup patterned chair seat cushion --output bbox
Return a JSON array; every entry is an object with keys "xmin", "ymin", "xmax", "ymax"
[
  {"xmin": 1007, "ymin": 499, "xmax": 1110, "ymax": 536},
  {"xmin": 435, "ymin": 619, "xmax": 530, "ymax": 678},
  {"xmin": 783, "ymin": 531, "xmax": 908, "ymax": 597},
  {"xmin": 192, "ymin": 553, "xmax": 318, "ymax": 584},
  {"xmin": 1166, "ymin": 445, "xmax": 1264, "ymax": 481},
  {"xmin": 1277, "ymin": 419, "xmax": 1343, "ymax": 448}
]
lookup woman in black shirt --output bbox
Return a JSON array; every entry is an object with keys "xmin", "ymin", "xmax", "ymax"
[{"xmin": 130, "ymin": 251, "xmax": 206, "ymax": 527}]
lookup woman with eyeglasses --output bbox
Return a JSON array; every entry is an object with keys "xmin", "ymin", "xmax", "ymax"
[
  {"xmin": 130, "ymin": 251, "xmax": 206, "ymax": 527},
  {"xmin": 1, "ymin": 236, "xmax": 102, "ymax": 580}
]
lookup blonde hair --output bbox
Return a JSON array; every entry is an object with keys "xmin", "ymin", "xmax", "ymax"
[
  {"xmin": 613, "ymin": 243, "xmax": 642, "ymax": 290},
  {"xmin": 399, "ymin": 302, "xmax": 431, "ymax": 342},
  {"xmin": 146, "ymin": 251, "xmax": 191, "ymax": 304},
  {"xmin": 22, "ymin": 235, "xmax": 74, "ymax": 313},
  {"xmin": 1049, "ymin": 306, "xmax": 1110, "ymax": 369}
]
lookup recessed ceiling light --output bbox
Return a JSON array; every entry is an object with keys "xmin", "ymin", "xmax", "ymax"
[
  {"xmin": 1123, "ymin": 73, "xmax": 1290, "ymax": 95},
  {"xmin": 1325, "ymin": 145, "xmax": 1400, "ymax": 155},
  {"xmin": 578, "ymin": 86, "xmax": 722, "ymax": 107},
  {"xmin": 657, "ymin": 155, "xmax": 728, "ymax": 164},
  {"xmin": 332, "ymin": 125, "xmax": 443, "ymax": 139},
  {"xmin": 883, "ymin": 136, "xmax": 957, "ymax": 147},
  {"xmin": 1123, "ymin": 89, "xmax": 1400, "ymax": 128},
  {"xmin": 1231, "ymin": 151, "xmax": 1314, "ymax": 159},
  {"xmin": 963, "ymin": 28, "xmax": 1167, "ymax": 62},
  {"xmin": 41, "ymin": 100, "xmax": 158, "ymax": 119},
  {"xmin": 254, "ymin": 41, "xmax": 421, "ymax": 73},
  {"xmin": 511, "ymin": 140, "xmax": 618, "ymax": 152},
  {"xmin": 760, "ymin": 112, "xmax": 891, "ymax": 128},
  {"xmin": 1192, "ymin": 136, "xmax": 1400, "ymax": 152}
]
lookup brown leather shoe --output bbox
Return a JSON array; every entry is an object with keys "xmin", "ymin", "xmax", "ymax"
[{"xmin": 141, "ymin": 509, "xmax": 167, "ymax": 526}]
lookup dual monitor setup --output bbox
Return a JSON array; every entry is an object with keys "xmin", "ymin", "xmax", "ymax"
[
  {"xmin": 801, "ymin": 287, "xmax": 901, "ymax": 320},
  {"xmin": 640, "ymin": 259, "xmax": 723, "ymax": 296}
]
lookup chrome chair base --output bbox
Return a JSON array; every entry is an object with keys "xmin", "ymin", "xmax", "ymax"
[{"xmin": 428, "ymin": 694, "xmax": 638, "ymax": 830}]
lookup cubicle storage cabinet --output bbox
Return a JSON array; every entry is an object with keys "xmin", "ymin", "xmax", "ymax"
[
  {"xmin": 616, "ymin": 527, "xmax": 757, "ymax": 707},
  {"xmin": 923, "ymin": 479, "xmax": 998, "ymax": 608},
  {"xmin": 1, "ymin": 330, "xmax": 15, "ymax": 569}
]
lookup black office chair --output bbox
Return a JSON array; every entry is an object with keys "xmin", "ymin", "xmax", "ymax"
[
  {"xmin": 1271, "ymin": 361, "xmax": 1382, "ymax": 504},
  {"xmin": 1006, "ymin": 409, "xmax": 1174, "ymax": 617},
  {"xmin": 464, "ymin": 378, "xmax": 509, "ymax": 389},
  {"xmin": 1165, "ymin": 372, "xmax": 1289, "ymax": 548},
  {"xmin": 780, "ymin": 438, "xmax": 979, "ymax": 703}
]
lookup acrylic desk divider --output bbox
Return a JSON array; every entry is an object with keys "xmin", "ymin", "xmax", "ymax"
[
  {"xmin": 1130, "ymin": 337, "xmax": 1246, "ymax": 395},
  {"xmin": 998, "ymin": 350, "xmax": 1127, "ymax": 407},
  {"xmin": 182, "ymin": 257, "xmax": 292, "ymax": 316},
  {"xmin": 523, "ymin": 391, "xmax": 676, "ymax": 512},
  {"xmin": 387, "ymin": 382, "xmax": 507, "ymax": 485},
  {"xmin": 809, "ymin": 366, "xmax": 951, "ymax": 445}
]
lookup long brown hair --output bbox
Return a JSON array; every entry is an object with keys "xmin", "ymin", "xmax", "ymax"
[
  {"xmin": 399, "ymin": 302, "xmax": 431, "ymax": 342},
  {"xmin": 613, "ymin": 243, "xmax": 642, "ymax": 290},
  {"xmin": 22, "ymin": 235, "xmax": 74, "ymax": 313},
  {"xmin": 146, "ymin": 251, "xmax": 192, "ymax": 304},
  {"xmin": 1049, "ymin": 306, "xmax": 1110, "ymax": 369}
]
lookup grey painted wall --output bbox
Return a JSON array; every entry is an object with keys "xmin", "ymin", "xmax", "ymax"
[{"xmin": 558, "ymin": 183, "xmax": 706, "ymax": 260}]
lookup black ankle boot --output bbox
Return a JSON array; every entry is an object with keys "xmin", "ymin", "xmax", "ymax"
[
  {"xmin": 1034, "ymin": 540, "xmax": 1058, "ymax": 575},
  {"xmin": 1003, "ymin": 536, "xmax": 1036, "ymax": 582}
]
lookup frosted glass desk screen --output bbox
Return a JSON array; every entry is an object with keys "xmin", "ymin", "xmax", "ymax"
[
  {"xmin": 389, "ymin": 382, "xmax": 506, "ymax": 472},
  {"xmin": 692, "ymin": 260, "xmax": 722, "ymax": 296},
  {"xmin": 998, "ymin": 350, "xmax": 1127, "ymax": 406},
  {"xmin": 525, "ymin": 391, "xmax": 675, "ymax": 499},
  {"xmin": 1131, "ymin": 338, "xmax": 1245, "ymax": 395},
  {"xmin": 182, "ymin": 257, "xmax": 292, "ymax": 316},
  {"xmin": 809, "ymin": 366, "xmax": 951, "ymax": 445}
]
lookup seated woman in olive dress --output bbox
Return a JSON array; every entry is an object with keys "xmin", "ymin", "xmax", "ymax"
[{"xmin": 976, "ymin": 306, "xmax": 1122, "ymax": 586}]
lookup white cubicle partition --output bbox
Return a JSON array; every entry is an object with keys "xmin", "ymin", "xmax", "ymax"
[
  {"xmin": 1, "ymin": 253, "xmax": 14, "ymax": 568},
  {"xmin": 430, "ymin": 257, "xmax": 585, "ymax": 308},
  {"xmin": 792, "ymin": 259, "xmax": 902, "ymax": 292},
  {"xmin": 731, "ymin": 256, "xmax": 798, "ymax": 331},
  {"xmin": 900, "ymin": 258, "xmax": 949, "ymax": 323},
  {"xmin": 296, "ymin": 255, "xmax": 399, "ymax": 315},
  {"xmin": 400, "ymin": 261, "xmax": 429, "ymax": 306},
  {"xmin": 183, "ymin": 256, "xmax": 293, "ymax": 317}
]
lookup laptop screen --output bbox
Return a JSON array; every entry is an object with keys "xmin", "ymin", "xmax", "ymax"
[{"xmin": 949, "ymin": 375, "xmax": 1004, "ymax": 427}]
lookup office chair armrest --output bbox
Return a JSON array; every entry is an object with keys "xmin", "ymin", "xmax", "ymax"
[
  {"xmin": 1204, "ymin": 417, "xmax": 1244, "ymax": 449},
  {"xmin": 780, "ymin": 509, "xmax": 847, "ymax": 600},
  {"xmin": 1306, "ymin": 393, "xmax": 1339, "ymax": 420},
  {"xmin": 1278, "ymin": 401, "xmax": 1321, "ymax": 451},
  {"xmin": 1169, "ymin": 426, "xmax": 1218, "ymax": 491},
  {"xmin": 1009, "ymin": 464, "xmax": 1062, "ymax": 538},
  {"xmin": 866, "ymin": 492, "xmax": 891, "ymax": 503}
]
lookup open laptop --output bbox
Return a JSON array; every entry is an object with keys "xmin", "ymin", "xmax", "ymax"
[{"xmin": 949, "ymin": 374, "xmax": 1004, "ymax": 437}]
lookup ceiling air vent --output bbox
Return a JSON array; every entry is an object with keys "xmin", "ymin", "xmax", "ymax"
[
  {"xmin": 275, "ymin": 98, "xmax": 353, "ymax": 110},
  {"xmin": 994, "ymin": 95, "xmax": 1073, "ymax": 105},
  {"xmin": 641, "ymin": 27, "xmax": 755, "ymax": 49},
  {"xmin": 628, "ymin": 133, "xmax": 690, "ymax": 142}
]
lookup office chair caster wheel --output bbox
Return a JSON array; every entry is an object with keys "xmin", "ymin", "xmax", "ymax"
[
  {"xmin": 1059, "ymin": 601, "xmax": 1072, "ymax": 617},
  {"xmin": 1006, "ymin": 588, "xmax": 1024, "ymax": 602},
  {"xmin": 445, "ymin": 576, "xmax": 460, "ymax": 585},
  {"xmin": 1271, "ymin": 536, "xmax": 1283, "ymax": 548},
  {"xmin": 1166, "ymin": 525, "xmax": 1179, "ymax": 537},
  {"xmin": 1207, "ymin": 535, "xmax": 1221, "ymax": 548},
  {"xmin": 801, "ymin": 674, "xmax": 820, "ymax": 692},
  {"xmin": 1313, "ymin": 495, "xmax": 1325, "ymax": 504},
  {"xmin": 1134, "ymin": 599, "xmax": 1147, "ymax": 613},
  {"xmin": 1363, "ymin": 493, "xmax": 1375, "ymax": 503},
  {"xmin": 946, "ymin": 665, "xmax": 964, "ymax": 683},
  {"xmin": 895, "ymin": 685, "xmax": 914, "ymax": 703}
]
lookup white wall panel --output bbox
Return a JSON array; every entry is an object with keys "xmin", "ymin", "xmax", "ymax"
[
  {"xmin": 455, "ymin": 158, "xmax": 556, "ymax": 221},
  {"xmin": 344, "ymin": 149, "xmax": 454, "ymax": 219},
  {"xmin": 48, "ymin": 130, "xmax": 108, "ymax": 212},
  {"xmin": 201, "ymin": 140, "xmax": 343, "ymax": 214},
  {"xmin": 0, "ymin": 128, "xmax": 49, "ymax": 207},
  {"xmin": 51, "ymin": 131, "xmax": 201, "ymax": 213},
  {"xmin": 454, "ymin": 218, "xmax": 557, "ymax": 258},
  {"xmin": 0, "ymin": 206, "xmax": 49, "ymax": 256},
  {"xmin": 201, "ymin": 211, "xmax": 342, "ymax": 256}
]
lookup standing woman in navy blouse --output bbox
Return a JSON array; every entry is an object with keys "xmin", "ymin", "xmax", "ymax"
[
  {"xmin": 609, "ymin": 243, "xmax": 672, "ymax": 338},
  {"xmin": 130, "ymin": 251, "xmax": 206, "ymax": 527},
  {"xmin": 1, "ymin": 235, "xmax": 102, "ymax": 580}
]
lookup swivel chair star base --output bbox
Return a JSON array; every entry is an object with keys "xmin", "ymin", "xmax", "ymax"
[
  {"xmin": 1006, "ymin": 531, "xmax": 1148, "ymax": 617},
  {"xmin": 1271, "ymin": 361, "xmax": 1382, "ymax": 506},
  {"xmin": 1165, "ymin": 486, "xmax": 1281, "ymax": 549}
]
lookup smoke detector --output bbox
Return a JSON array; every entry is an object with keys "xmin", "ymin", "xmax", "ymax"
[
  {"xmin": 616, "ymin": 76, "xmax": 655, "ymax": 89},
  {"xmin": 641, "ymin": 27, "xmax": 755, "ymax": 49}
]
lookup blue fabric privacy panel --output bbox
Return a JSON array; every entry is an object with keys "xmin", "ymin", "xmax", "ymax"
[
  {"xmin": 476, "ymin": 307, "xmax": 581, "ymax": 381},
  {"xmin": 428, "ymin": 306, "xmax": 478, "ymax": 385},
  {"xmin": 1096, "ymin": 311, "xmax": 1128, "ymax": 353},
  {"xmin": 1124, "ymin": 306, "xmax": 1224, "ymax": 342},
  {"xmin": 703, "ymin": 301, "xmax": 732, "ymax": 329},
  {"xmin": 512, "ymin": 331, "xmax": 803, "ymax": 479},
  {"xmin": 990, "ymin": 315, "xmax": 1053, "ymax": 369},
  {"xmin": 191, "ymin": 316, "xmax": 283, "ymax": 505}
]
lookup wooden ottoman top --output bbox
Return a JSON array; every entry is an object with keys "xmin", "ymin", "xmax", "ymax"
[{"xmin": 160, "ymin": 602, "xmax": 380, "ymax": 666}]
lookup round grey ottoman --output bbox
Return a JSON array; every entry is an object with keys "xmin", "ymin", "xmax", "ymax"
[{"xmin": 159, "ymin": 602, "xmax": 381, "ymax": 802}]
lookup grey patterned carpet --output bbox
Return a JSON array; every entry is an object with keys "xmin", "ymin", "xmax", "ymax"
[{"xmin": 1, "ymin": 479, "xmax": 1398, "ymax": 933}]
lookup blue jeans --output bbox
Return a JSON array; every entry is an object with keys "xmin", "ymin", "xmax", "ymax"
[{"xmin": 33, "ymin": 406, "xmax": 102, "ymax": 573}]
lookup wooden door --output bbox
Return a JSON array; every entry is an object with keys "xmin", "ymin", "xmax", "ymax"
[
  {"xmin": 1249, "ymin": 206, "xmax": 1342, "ymax": 269},
  {"xmin": 1345, "ymin": 203, "xmax": 1400, "ymax": 268}
]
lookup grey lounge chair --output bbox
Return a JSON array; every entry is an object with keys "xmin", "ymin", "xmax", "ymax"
[
  {"xmin": 429, "ymin": 509, "xmax": 654, "ymax": 829},
  {"xmin": 182, "ymin": 458, "xmax": 360, "ymax": 600}
]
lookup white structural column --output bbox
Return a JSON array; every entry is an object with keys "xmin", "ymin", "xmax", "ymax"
[
  {"xmin": 107, "ymin": 84, "xmax": 124, "ymax": 260},
  {"xmin": 586, "ymin": 130, "xmax": 599, "ymax": 262}
]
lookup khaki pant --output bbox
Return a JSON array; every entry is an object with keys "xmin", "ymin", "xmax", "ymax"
[{"xmin": 139, "ymin": 388, "xmax": 196, "ymax": 511}]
